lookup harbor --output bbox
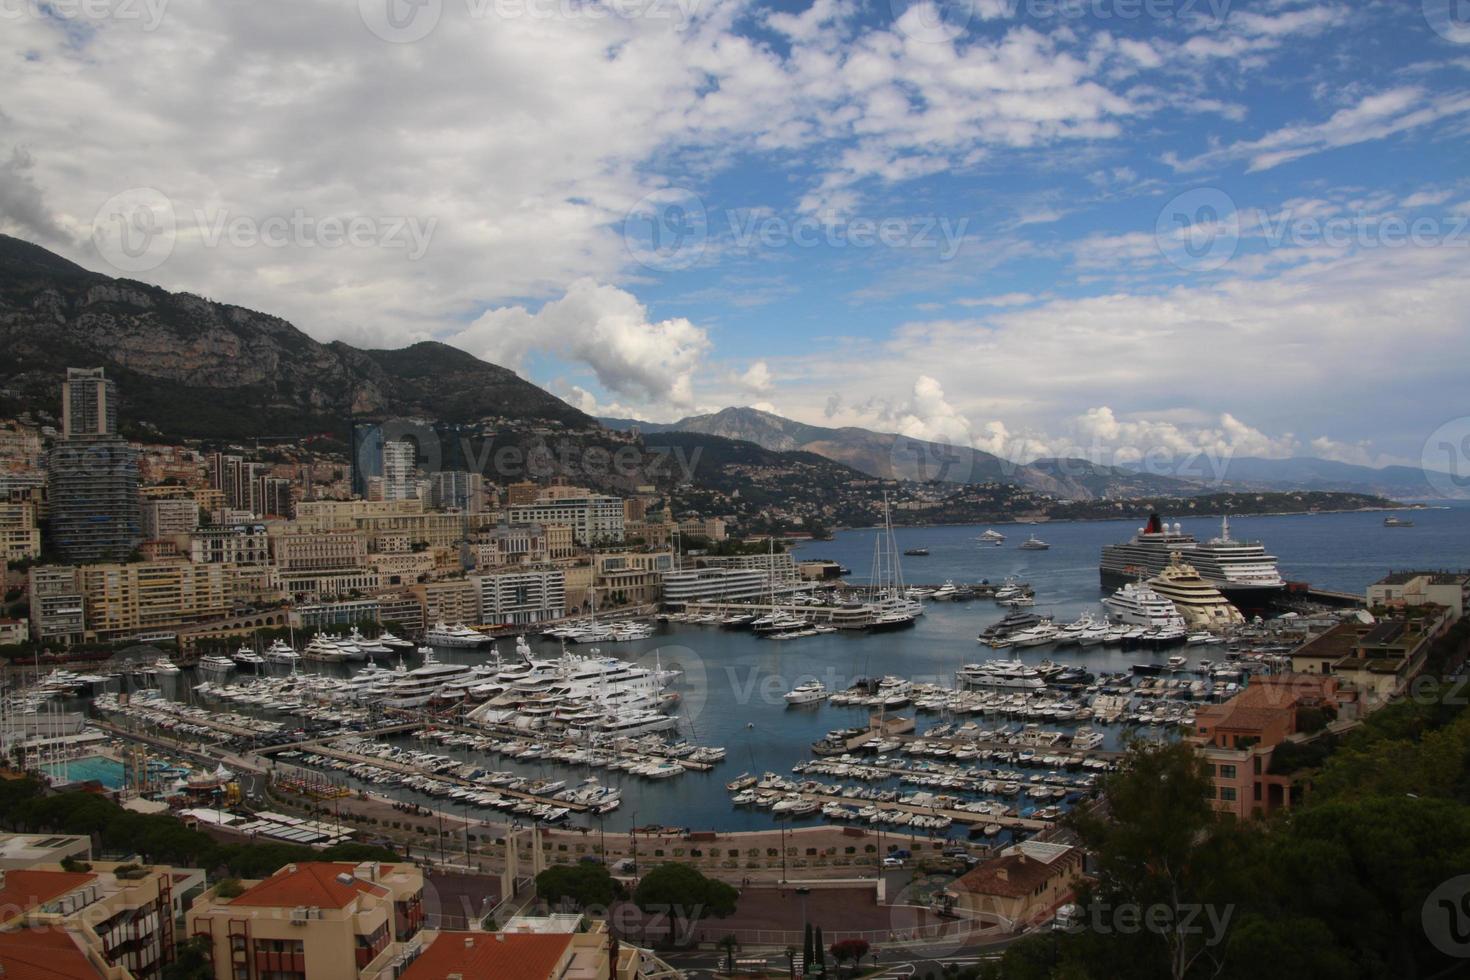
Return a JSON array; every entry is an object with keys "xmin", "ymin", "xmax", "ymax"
[{"xmin": 12, "ymin": 507, "xmax": 1469, "ymax": 846}]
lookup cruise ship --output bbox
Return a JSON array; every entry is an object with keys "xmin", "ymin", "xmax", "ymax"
[
  {"xmin": 1147, "ymin": 554, "xmax": 1244, "ymax": 630},
  {"xmin": 1100, "ymin": 513, "xmax": 1284, "ymax": 605}
]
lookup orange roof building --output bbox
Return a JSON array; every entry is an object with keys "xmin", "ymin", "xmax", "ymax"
[
  {"xmin": 187, "ymin": 862, "xmax": 424, "ymax": 980},
  {"xmin": 0, "ymin": 928, "xmax": 125, "ymax": 980},
  {"xmin": 0, "ymin": 863, "xmax": 179, "ymax": 980},
  {"xmin": 398, "ymin": 932, "xmax": 574, "ymax": 980},
  {"xmin": 945, "ymin": 841, "xmax": 1083, "ymax": 928}
]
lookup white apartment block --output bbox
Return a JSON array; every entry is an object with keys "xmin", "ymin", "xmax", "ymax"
[
  {"xmin": 474, "ymin": 567, "xmax": 567, "ymax": 625},
  {"xmin": 507, "ymin": 494, "xmax": 625, "ymax": 545},
  {"xmin": 660, "ymin": 567, "xmax": 768, "ymax": 604},
  {"xmin": 142, "ymin": 497, "xmax": 200, "ymax": 539},
  {"xmin": 382, "ymin": 440, "xmax": 417, "ymax": 501}
]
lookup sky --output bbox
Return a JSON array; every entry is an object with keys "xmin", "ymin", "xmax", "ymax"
[{"xmin": 2, "ymin": 0, "xmax": 1469, "ymax": 471}]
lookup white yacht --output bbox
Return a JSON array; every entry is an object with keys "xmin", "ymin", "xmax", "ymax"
[
  {"xmin": 1019, "ymin": 534, "xmax": 1050, "ymax": 551},
  {"xmin": 199, "ymin": 653, "xmax": 235, "ymax": 675},
  {"xmin": 1010, "ymin": 623, "xmax": 1060, "ymax": 648},
  {"xmin": 1147, "ymin": 554, "xmax": 1244, "ymax": 630},
  {"xmin": 144, "ymin": 657, "xmax": 180, "ymax": 676},
  {"xmin": 980, "ymin": 529, "xmax": 1006, "ymax": 543},
  {"xmin": 930, "ymin": 581, "xmax": 959, "ymax": 601},
  {"xmin": 1102, "ymin": 582, "xmax": 1187, "ymax": 631},
  {"xmin": 349, "ymin": 627, "xmax": 393, "ymax": 658},
  {"xmin": 424, "ymin": 622, "xmax": 492, "ymax": 648},
  {"xmin": 784, "ymin": 680, "xmax": 829, "ymax": 705},
  {"xmin": 956, "ymin": 660, "xmax": 1046, "ymax": 690},
  {"xmin": 383, "ymin": 651, "xmax": 475, "ymax": 708},
  {"xmin": 262, "ymin": 639, "xmax": 300, "ymax": 665},
  {"xmin": 376, "ymin": 630, "xmax": 417, "ymax": 652},
  {"xmin": 304, "ymin": 633, "xmax": 351, "ymax": 663},
  {"xmin": 233, "ymin": 644, "xmax": 266, "ymax": 669}
]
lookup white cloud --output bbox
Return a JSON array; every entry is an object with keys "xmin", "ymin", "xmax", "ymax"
[
  {"xmin": 451, "ymin": 279, "xmax": 709, "ymax": 411},
  {"xmin": 733, "ymin": 360, "xmax": 774, "ymax": 394},
  {"xmin": 1168, "ymin": 88, "xmax": 1470, "ymax": 173}
]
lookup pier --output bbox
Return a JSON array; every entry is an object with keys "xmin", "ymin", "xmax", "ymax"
[{"xmin": 280, "ymin": 741, "xmax": 594, "ymax": 814}]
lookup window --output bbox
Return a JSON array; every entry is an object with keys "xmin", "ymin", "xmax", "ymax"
[
  {"xmin": 1220, "ymin": 787, "xmax": 1237, "ymax": 802},
  {"xmin": 1220, "ymin": 765, "xmax": 1237, "ymax": 780}
]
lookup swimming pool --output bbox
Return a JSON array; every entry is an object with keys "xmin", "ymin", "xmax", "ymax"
[{"xmin": 44, "ymin": 755, "xmax": 125, "ymax": 790}]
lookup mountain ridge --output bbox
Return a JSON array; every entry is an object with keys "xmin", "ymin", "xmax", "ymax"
[
  {"xmin": 602, "ymin": 405, "xmax": 1205, "ymax": 500},
  {"xmin": 0, "ymin": 234, "xmax": 592, "ymax": 440}
]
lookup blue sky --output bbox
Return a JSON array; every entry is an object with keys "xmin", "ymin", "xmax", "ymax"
[{"xmin": 3, "ymin": 0, "xmax": 1469, "ymax": 467}]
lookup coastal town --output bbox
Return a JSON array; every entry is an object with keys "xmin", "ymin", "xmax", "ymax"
[
  {"xmin": 0, "ymin": 363, "xmax": 1464, "ymax": 980},
  {"xmin": 3, "ymin": 0, "xmax": 1468, "ymax": 977}
]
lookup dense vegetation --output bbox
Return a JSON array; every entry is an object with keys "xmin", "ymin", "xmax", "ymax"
[
  {"xmin": 0, "ymin": 778, "xmax": 397, "ymax": 877},
  {"xmin": 982, "ymin": 670, "xmax": 1470, "ymax": 980}
]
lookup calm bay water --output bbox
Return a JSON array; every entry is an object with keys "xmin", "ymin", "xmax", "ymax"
[{"xmin": 153, "ymin": 503, "xmax": 1470, "ymax": 835}]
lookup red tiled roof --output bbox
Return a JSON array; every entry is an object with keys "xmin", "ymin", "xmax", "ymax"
[
  {"xmin": 952, "ymin": 849, "xmax": 1076, "ymax": 900},
  {"xmin": 0, "ymin": 870, "xmax": 97, "ymax": 926},
  {"xmin": 399, "ymin": 932, "xmax": 573, "ymax": 980},
  {"xmin": 0, "ymin": 928, "xmax": 104, "ymax": 979},
  {"xmin": 229, "ymin": 863, "xmax": 389, "ymax": 909}
]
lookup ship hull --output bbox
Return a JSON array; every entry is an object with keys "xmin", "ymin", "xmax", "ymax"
[{"xmin": 1100, "ymin": 568, "xmax": 1283, "ymax": 612}]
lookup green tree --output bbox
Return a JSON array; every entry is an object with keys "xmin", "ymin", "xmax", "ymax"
[
  {"xmin": 162, "ymin": 936, "xmax": 214, "ymax": 980},
  {"xmin": 720, "ymin": 934, "xmax": 739, "ymax": 974},
  {"xmin": 633, "ymin": 863, "xmax": 737, "ymax": 946},
  {"xmin": 536, "ymin": 862, "xmax": 624, "ymax": 911},
  {"xmin": 1071, "ymin": 740, "xmax": 1251, "ymax": 980}
]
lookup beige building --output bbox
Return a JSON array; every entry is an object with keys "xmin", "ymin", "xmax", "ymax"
[
  {"xmin": 1368, "ymin": 571, "xmax": 1468, "ymax": 620},
  {"xmin": 366, "ymin": 916, "xmax": 660, "ymax": 980},
  {"xmin": 594, "ymin": 551, "xmax": 674, "ymax": 606},
  {"xmin": 29, "ymin": 564, "xmax": 87, "ymax": 644},
  {"xmin": 141, "ymin": 497, "xmax": 200, "ymax": 540},
  {"xmin": 508, "ymin": 494, "xmax": 624, "ymax": 546},
  {"xmin": 31, "ymin": 561, "xmax": 233, "ymax": 643},
  {"xmin": 945, "ymin": 841, "xmax": 1084, "ymax": 928},
  {"xmin": 0, "ymin": 500, "xmax": 42, "ymax": 562},
  {"xmin": 0, "ymin": 861, "xmax": 182, "ymax": 980},
  {"xmin": 412, "ymin": 579, "xmax": 479, "ymax": 626},
  {"xmin": 473, "ymin": 522, "xmax": 551, "ymax": 568},
  {"xmin": 188, "ymin": 861, "xmax": 425, "ymax": 980},
  {"xmin": 273, "ymin": 531, "xmax": 379, "ymax": 599}
]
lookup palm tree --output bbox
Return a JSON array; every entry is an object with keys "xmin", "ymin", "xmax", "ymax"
[{"xmin": 720, "ymin": 934, "xmax": 739, "ymax": 975}]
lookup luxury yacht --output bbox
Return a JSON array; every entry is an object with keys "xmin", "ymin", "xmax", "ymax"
[
  {"xmin": 199, "ymin": 653, "xmax": 235, "ymax": 675},
  {"xmin": 979, "ymin": 529, "xmax": 1006, "ymax": 543},
  {"xmin": 233, "ymin": 644, "xmax": 266, "ymax": 669},
  {"xmin": 1019, "ymin": 534, "xmax": 1050, "ymax": 551},
  {"xmin": 1102, "ymin": 581, "xmax": 1187, "ymax": 630},
  {"xmin": 424, "ymin": 622, "xmax": 492, "ymax": 648},
  {"xmin": 262, "ymin": 639, "xmax": 301, "ymax": 665},
  {"xmin": 956, "ymin": 659, "xmax": 1046, "ymax": 690},
  {"xmin": 784, "ymin": 680, "xmax": 830, "ymax": 705},
  {"xmin": 383, "ymin": 651, "xmax": 475, "ymax": 708},
  {"xmin": 1147, "ymin": 555, "xmax": 1244, "ymax": 630}
]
